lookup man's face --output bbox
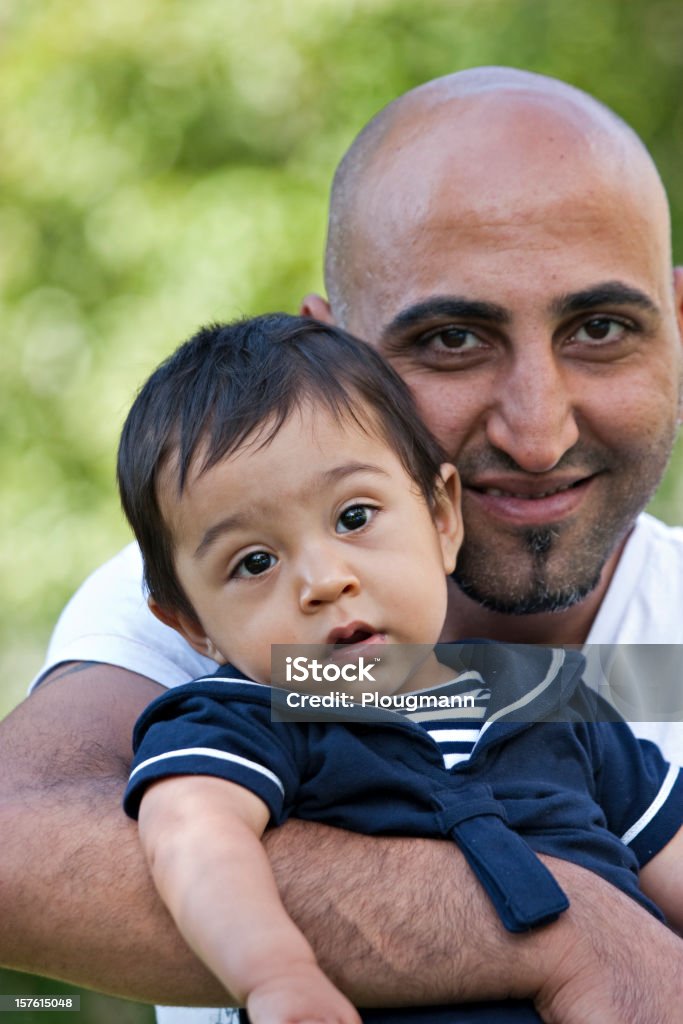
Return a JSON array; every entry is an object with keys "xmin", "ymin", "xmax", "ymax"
[{"xmin": 341, "ymin": 105, "xmax": 683, "ymax": 614}]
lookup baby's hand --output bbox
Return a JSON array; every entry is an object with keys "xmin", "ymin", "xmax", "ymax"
[{"xmin": 245, "ymin": 961, "xmax": 361, "ymax": 1024}]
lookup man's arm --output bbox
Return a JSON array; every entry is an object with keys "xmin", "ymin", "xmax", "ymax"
[
  {"xmin": 0, "ymin": 663, "xmax": 226, "ymax": 1004},
  {"xmin": 2, "ymin": 663, "xmax": 683, "ymax": 1021},
  {"xmin": 268, "ymin": 821, "xmax": 683, "ymax": 1021}
]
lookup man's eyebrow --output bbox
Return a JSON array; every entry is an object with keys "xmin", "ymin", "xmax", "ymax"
[
  {"xmin": 381, "ymin": 296, "xmax": 509, "ymax": 341},
  {"xmin": 550, "ymin": 281, "xmax": 660, "ymax": 318},
  {"xmin": 193, "ymin": 462, "xmax": 388, "ymax": 559}
]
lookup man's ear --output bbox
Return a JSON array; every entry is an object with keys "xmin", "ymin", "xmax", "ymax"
[
  {"xmin": 433, "ymin": 464, "xmax": 464, "ymax": 575},
  {"xmin": 148, "ymin": 598, "xmax": 224, "ymax": 663},
  {"xmin": 299, "ymin": 293, "xmax": 336, "ymax": 324}
]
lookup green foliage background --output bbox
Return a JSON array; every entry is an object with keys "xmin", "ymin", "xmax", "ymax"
[{"xmin": 1, "ymin": 0, "xmax": 683, "ymax": 1019}]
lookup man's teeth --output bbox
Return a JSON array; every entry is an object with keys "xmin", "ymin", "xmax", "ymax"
[{"xmin": 484, "ymin": 483, "xmax": 577, "ymax": 499}]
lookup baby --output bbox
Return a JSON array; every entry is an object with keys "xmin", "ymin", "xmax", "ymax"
[{"xmin": 120, "ymin": 314, "xmax": 683, "ymax": 1024}]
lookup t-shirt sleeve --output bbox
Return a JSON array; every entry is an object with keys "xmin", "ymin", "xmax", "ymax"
[
  {"xmin": 31, "ymin": 543, "xmax": 215, "ymax": 691},
  {"xmin": 123, "ymin": 682, "xmax": 304, "ymax": 825},
  {"xmin": 593, "ymin": 716, "xmax": 683, "ymax": 866}
]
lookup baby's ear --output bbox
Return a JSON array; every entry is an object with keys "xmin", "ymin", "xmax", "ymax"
[
  {"xmin": 433, "ymin": 464, "xmax": 464, "ymax": 574},
  {"xmin": 148, "ymin": 597, "xmax": 224, "ymax": 663}
]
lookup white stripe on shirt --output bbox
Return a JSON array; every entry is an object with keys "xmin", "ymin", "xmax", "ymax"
[
  {"xmin": 128, "ymin": 746, "xmax": 285, "ymax": 796},
  {"xmin": 428, "ymin": 728, "xmax": 482, "ymax": 745},
  {"xmin": 621, "ymin": 762, "xmax": 680, "ymax": 846},
  {"xmin": 443, "ymin": 751, "xmax": 475, "ymax": 769}
]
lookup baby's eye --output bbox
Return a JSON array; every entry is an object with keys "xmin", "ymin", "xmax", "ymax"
[
  {"xmin": 336, "ymin": 505, "xmax": 376, "ymax": 534},
  {"xmin": 233, "ymin": 551, "xmax": 277, "ymax": 578}
]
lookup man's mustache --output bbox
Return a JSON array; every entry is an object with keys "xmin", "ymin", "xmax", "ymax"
[{"xmin": 456, "ymin": 444, "xmax": 613, "ymax": 482}]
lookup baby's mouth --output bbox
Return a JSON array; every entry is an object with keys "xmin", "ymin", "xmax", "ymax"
[
  {"xmin": 327, "ymin": 622, "xmax": 378, "ymax": 646},
  {"xmin": 325, "ymin": 624, "xmax": 387, "ymax": 658},
  {"xmin": 332, "ymin": 628, "xmax": 374, "ymax": 646}
]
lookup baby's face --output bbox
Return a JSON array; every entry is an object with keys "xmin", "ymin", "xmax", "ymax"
[{"xmin": 155, "ymin": 403, "xmax": 462, "ymax": 690}]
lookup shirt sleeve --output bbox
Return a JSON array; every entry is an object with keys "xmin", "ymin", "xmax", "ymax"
[
  {"xmin": 123, "ymin": 681, "xmax": 304, "ymax": 825},
  {"xmin": 31, "ymin": 543, "xmax": 216, "ymax": 691},
  {"xmin": 592, "ymin": 715, "xmax": 683, "ymax": 866}
]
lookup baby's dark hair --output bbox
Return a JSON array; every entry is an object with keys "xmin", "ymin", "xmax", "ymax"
[{"xmin": 117, "ymin": 313, "xmax": 448, "ymax": 619}]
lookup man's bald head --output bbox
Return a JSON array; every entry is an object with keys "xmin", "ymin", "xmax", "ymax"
[
  {"xmin": 309, "ymin": 67, "xmax": 683, "ymax": 631},
  {"xmin": 325, "ymin": 67, "xmax": 670, "ymax": 329}
]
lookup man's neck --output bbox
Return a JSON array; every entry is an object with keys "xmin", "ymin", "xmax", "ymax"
[{"xmin": 440, "ymin": 534, "xmax": 631, "ymax": 647}]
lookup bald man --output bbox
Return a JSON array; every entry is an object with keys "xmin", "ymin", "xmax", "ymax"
[
  {"xmin": 303, "ymin": 66, "xmax": 683, "ymax": 760},
  {"xmin": 2, "ymin": 69, "xmax": 682, "ymax": 1024}
]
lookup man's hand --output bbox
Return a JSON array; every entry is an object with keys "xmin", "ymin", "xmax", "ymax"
[{"xmin": 531, "ymin": 861, "xmax": 683, "ymax": 1023}]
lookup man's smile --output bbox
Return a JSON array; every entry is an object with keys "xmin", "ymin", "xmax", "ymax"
[{"xmin": 463, "ymin": 473, "xmax": 599, "ymax": 527}]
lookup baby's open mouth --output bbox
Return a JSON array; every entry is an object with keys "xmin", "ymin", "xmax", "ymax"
[
  {"xmin": 326, "ymin": 623, "xmax": 380, "ymax": 647},
  {"xmin": 333, "ymin": 628, "xmax": 374, "ymax": 646}
]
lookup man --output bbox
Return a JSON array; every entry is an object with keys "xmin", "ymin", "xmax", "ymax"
[
  {"xmin": 1, "ymin": 68, "xmax": 682, "ymax": 1023},
  {"xmin": 303, "ymin": 65, "xmax": 683, "ymax": 761}
]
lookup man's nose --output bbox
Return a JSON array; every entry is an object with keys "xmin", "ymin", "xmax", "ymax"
[
  {"xmin": 485, "ymin": 349, "xmax": 580, "ymax": 472},
  {"xmin": 297, "ymin": 549, "xmax": 361, "ymax": 612}
]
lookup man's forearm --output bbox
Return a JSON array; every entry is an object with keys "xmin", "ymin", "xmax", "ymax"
[
  {"xmin": 266, "ymin": 820, "xmax": 683, "ymax": 1016},
  {"xmin": 0, "ymin": 787, "xmax": 227, "ymax": 1003},
  {"xmin": 0, "ymin": 761, "xmax": 530, "ymax": 1005},
  {"xmin": 3, "ymin": 668, "xmax": 682, "ymax": 1016},
  {"xmin": 0, "ymin": 778, "xmax": 569, "ymax": 1007},
  {"xmin": 4, "ymin": 793, "xmax": 682, "ymax": 1018},
  {"xmin": 0, "ymin": 667, "xmax": 227, "ymax": 1004}
]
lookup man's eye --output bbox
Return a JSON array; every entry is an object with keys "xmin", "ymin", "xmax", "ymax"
[
  {"xmin": 336, "ymin": 505, "xmax": 375, "ymax": 534},
  {"xmin": 233, "ymin": 551, "xmax": 277, "ymax": 578},
  {"xmin": 421, "ymin": 327, "xmax": 483, "ymax": 351},
  {"xmin": 572, "ymin": 318, "xmax": 628, "ymax": 345}
]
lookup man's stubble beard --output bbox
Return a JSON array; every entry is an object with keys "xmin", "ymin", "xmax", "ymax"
[
  {"xmin": 453, "ymin": 523, "xmax": 604, "ymax": 615},
  {"xmin": 452, "ymin": 433, "xmax": 678, "ymax": 616}
]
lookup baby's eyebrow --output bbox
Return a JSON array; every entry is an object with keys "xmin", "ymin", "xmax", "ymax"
[
  {"xmin": 193, "ymin": 463, "xmax": 388, "ymax": 560},
  {"xmin": 320, "ymin": 461, "xmax": 390, "ymax": 485},
  {"xmin": 194, "ymin": 512, "xmax": 250, "ymax": 560}
]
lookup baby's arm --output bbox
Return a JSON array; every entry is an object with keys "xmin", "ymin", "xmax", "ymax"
[{"xmin": 138, "ymin": 773, "xmax": 360, "ymax": 1024}]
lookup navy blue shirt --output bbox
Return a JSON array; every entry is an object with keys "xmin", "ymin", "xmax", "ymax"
[{"xmin": 125, "ymin": 641, "xmax": 683, "ymax": 934}]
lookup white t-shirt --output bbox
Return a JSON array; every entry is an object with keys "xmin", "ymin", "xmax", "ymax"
[
  {"xmin": 583, "ymin": 513, "xmax": 683, "ymax": 761},
  {"xmin": 33, "ymin": 511, "xmax": 683, "ymax": 1024}
]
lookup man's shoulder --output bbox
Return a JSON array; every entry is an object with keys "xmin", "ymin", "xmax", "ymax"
[
  {"xmin": 33, "ymin": 543, "xmax": 214, "ymax": 690},
  {"xmin": 66, "ymin": 541, "xmax": 146, "ymax": 600},
  {"xmin": 589, "ymin": 513, "xmax": 683, "ymax": 645},
  {"xmin": 46, "ymin": 542, "xmax": 149, "ymax": 640},
  {"xmin": 633, "ymin": 511, "xmax": 683, "ymax": 551}
]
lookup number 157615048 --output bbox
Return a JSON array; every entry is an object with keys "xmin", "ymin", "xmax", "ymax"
[{"xmin": 0, "ymin": 996, "xmax": 80, "ymax": 1011}]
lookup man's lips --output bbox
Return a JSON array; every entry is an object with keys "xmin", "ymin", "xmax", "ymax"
[{"xmin": 463, "ymin": 474, "xmax": 598, "ymax": 526}]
